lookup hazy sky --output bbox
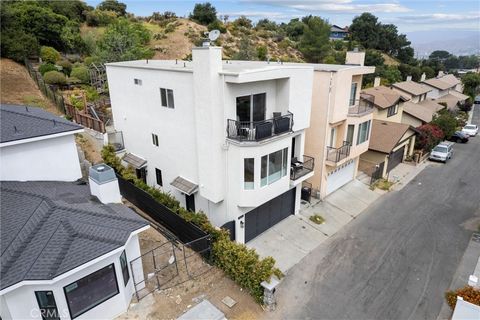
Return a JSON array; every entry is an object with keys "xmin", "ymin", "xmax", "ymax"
[{"xmin": 85, "ymin": 0, "xmax": 480, "ymax": 33}]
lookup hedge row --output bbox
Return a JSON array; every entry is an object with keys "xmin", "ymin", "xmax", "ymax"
[
  {"xmin": 445, "ymin": 286, "xmax": 480, "ymax": 310},
  {"xmin": 101, "ymin": 145, "xmax": 282, "ymax": 302}
]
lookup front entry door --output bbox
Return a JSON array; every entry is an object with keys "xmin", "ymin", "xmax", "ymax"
[
  {"xmin": 35, "ymin": 291, "xmax": 60, "ymax": 320},
  {"xmin": 185, "ymin": 194, "xmax": 195, "ymax": 212}
]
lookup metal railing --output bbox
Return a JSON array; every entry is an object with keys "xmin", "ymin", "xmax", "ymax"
[
  {"xmin": 227, "ymin": 112, "xmax": 293, "ymax": 142},
  {"xmin": 290, "ymin": 155, "xmax": 315, "ymax": 180},
  {"xmin": 348, "ymin": 94, "xmax": 375, "ymax": 115},
  {"xmin": 326, "ymin": 141, "xmax": 351, "ymax": 163}
]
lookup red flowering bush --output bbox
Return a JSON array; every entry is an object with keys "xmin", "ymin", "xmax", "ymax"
[
  {"xmin": 415, "ymin": 124, "xmax": 444, "ymax": 151},
  {"xmin": 445, "ymin": 286, "xmax": 480, "ymax": 309}
]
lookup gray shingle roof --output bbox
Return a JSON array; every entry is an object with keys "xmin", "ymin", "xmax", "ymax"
[
  {"xmin": 0, "ymin": 104, "xmax": 82, "ymax": 144},
  {"xmin": 0, "ymin": 181, "xmax": 148, "ymax": 291}
]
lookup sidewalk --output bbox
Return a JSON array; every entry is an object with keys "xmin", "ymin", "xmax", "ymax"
[{"xmin": 388, "ymin": 161, "xmax": 430, "ymax": 191}]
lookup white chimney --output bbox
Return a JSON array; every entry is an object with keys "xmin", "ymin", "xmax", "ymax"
[
  {"xmin": 406, "ymin": 75, "xmax": 412, "ymax": 82},
  {"xmin": 420, "ymin": 73, "xmax": 426, "ymax": 82},
  {"xmin": 89, "ymin": 164, "xmax": 122, "ymax": 204},
  {"xmin": 374, "ymin": 77, "xmax": 381, "ymax": 87},
  {"xmin": 346, "ymin": 50, "xmax": 365, "ymax": 66},
  {"xmin": 438, "ymin": 70, "xmax": 444, "ymax": 77}
]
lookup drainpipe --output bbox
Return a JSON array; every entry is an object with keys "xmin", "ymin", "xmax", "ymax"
[{"xmin": 320, "ymin": 71, "xmax": 334, "ymax": 199}]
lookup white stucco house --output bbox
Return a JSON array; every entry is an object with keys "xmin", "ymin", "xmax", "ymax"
[
  {"xmin": 105, "ymin": 46, "xmax": 315, "ymax": 243},
  {"xmin": 0, "ymin": 104, "xmax": 83, "ymax": 181},
  {"xmin": 0, "ymin": 105, "xmax": 149, "ymax": 320}
]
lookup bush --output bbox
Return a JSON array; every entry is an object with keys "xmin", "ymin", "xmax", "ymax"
[
  {"xmin": 207, "ymin": 19, "xmax": 226, "ymax": 33},
  {"xmin": 85, "ymin": 9, "xmax": 118, "ymax": 26},
  {"xmin": 101, "ymin": 144, "xmax": 282, "ymax": 303},
  {"xmin": 84, "ymin": 56, "xmax": 101, "ymax": 66},
  {"xmin": 43, "ymin": 71, "xmax": 67, "ymax": 85},
  {"xmin": 415, "ymin": 124, "xmax": 444, "ymax": 151},
  {"xmin": 40, "ymin": 46, "xmax": 60, "ymax": 64},
  {"xmin": 446, "ymin": 286, "xmax": 480, "ymax": 309},
  {"xmin": 56, "ymin": 60, "xmax": 72, "ymax": 76},
  {"xmin": 257, "ymin": 46, "xmax": 267, "ymax": 61},
  {"xmin": 71, "ymin": 66, "xmax": 90, "ymax": 84},
  {"xmin": 190, "ymin": 2, "xmax": 217, "ymax": 26},
  {"xmin": 459, "ymin": 99, "xmax": 473, "ymax": 112},
  {"xmin": 431, "ymin": 109, "xmax": 459, "ymax": 139},
  {"xmin": 38, "ymin": 63, "xmax": 57, "ymax": 76}
]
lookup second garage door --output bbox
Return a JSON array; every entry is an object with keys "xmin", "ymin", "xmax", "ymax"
[
  {"xmin": 245, "ymin": 188, "xmax": 296, "ymax": 242},
  {"xmin": 387, "ymin": 146, "xmax": 405, "ymax": 173},
  {"xmin": 326, "ymin": 159, "xmax": 356, "ymax": 195}
]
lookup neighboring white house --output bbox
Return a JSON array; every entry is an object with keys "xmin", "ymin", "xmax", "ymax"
[
  {"xmin": 106, "ymin": 46, "xmax": 315, "ymax": 243},
  {"xmin": 422, "ymin": 73, "xmax": 469, "ymax": 110},
  {"xmin": 0, "ymin": 105, "xmax": 150, "ymax": 320},
  {"xmin": 0, "ymin": 104, "xmax": 83, "ymax": 181},
  {"xmin": 0, "ymin": 175, "xmax": 149, "ymax": 320}
]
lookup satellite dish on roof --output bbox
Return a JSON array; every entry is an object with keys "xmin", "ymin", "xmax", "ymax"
[{"xmin": 208, "ymin": 29, "xmax": 220, "ymax": 41}]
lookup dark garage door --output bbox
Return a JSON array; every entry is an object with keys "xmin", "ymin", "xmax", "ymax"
[
  {"xmin": 387, "ymin": 146, "xmax": 405, "ymax": 173},
  {"xmin": 245, "ymin": 188, "xmax": 296, "ymax": 242}
]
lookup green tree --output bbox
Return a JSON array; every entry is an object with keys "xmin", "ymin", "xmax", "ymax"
[
  {"xmin": 207, "ymin": 19, "xmax": 226, "ymax": 33},
  {"xmin": 282, "ymin": 18, "xmax": 305, "ymax": 41},
  {"xmin": 365, "ymin": 49, "xmax": 384, "ymax": 67},
  {"xmin": 397, "ymin": 46, "xmax": 415, "ymax": 64},
  {"xmin": 95, "ymin": 19, "xmax": 153, "ymax": 62},
  {"xmin": 190, "ymin": 2, "xmax": 217, "ymax": 26},
  {"xmin": 233, "ymin": 16, "xmax": 253, "ymax": 29},
  {"xmin": 421, "ymin": 66, "xmax": 435, "ymax": 79},
  {"xmin": 349, "ymin": 13, "xmax": 380, "ymax": 49},
  {"xmin": 0, "ymin": 29, "xmax": 39, "ymax": 62},
  {"xmin": 41, "ymin": 0, "xmax": 91, "ymax": 22},
  {"xmin": 61, "ymin": 20, "xmax": 85, "ymax": 53},
  {"xmin": 444, "ymin": 56, "xmax": 459, "ymax": 71},
  {"xmin": 256, "ymin": 19, "xmax": 278, "ymax": 31},
  {"xmin": 380, "ymin": 66, "xmax": 402, "ymax": 85},
  {"xmin": 40, "ymin": 46, "xmax": 61, "ymax": 64},
  {"xmin": 298, "ymin": 16, "xmax": 331, "ymax": 63},
  {"xmin": 257, "ymin": 46, "xmax": 268, "ymax": 61},
  {"xmin": 57, "ymin": 59, "xmax": 72, "ymax": 76},
  {"xmin": 431, "ymin": 109, "xmax": 458, "ymax": 139},
  {"xmin": 429, "ymin": 50, "xmax": 451, "ymax": 60},
  {"xmin": 97, "ymin": 0, "xmax": 127, "ymax": 16},
  {"xmin": 462, "ymin": 72, "xmax": 480, "ymax": 99}
]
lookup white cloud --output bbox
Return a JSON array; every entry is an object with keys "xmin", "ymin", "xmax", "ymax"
[
  {"xmin": 398, "ymin": 13, "xmax": 480, "ymax": 24},
  {"xmin": 218, "ymin": 10, "xmax": 301, "ymax": 19},
  {"xmin": 242, "ymin": 0, "xmax": 411, "ymax": 13}
]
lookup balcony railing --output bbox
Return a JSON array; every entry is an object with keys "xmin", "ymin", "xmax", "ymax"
[
  {"xmin": 290, "ymin": 155, "xmax": 314, "ymax": 180},
  {"xmin": 227, "ymin": 112, "xmax": 293, "ymax": 142},
  {"xmin": 348, "ymin": 93, "xmax": 375, "ymax": 115},
  {"xmin": 326, "ymin": 141, "xmax": 351, "ymax": 163}
]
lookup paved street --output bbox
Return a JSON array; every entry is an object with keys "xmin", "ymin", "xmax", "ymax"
[{"xmin": 272, "ymin": 106, "xmax": 480, "ymax": 320}]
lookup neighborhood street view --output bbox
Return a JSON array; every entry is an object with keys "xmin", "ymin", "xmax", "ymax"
[{"xmin": 1, "ymin": 0, "xmax": 479, "ymax": 319}]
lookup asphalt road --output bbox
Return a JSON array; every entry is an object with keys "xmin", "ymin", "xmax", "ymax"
[{"xmin": 272, "ymin": 106, "xmax": 480, "ymax": 320}]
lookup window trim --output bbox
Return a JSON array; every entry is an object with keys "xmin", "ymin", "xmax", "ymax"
[
  {"xmin": 120, "ymin": 251, "xmax": 130, "ymax": 287},
  {"xmin": 63, "ymin": 263, "xmax": 120, "ymax": 319},
  {"xmin": 155, "ymin": 168, "xmax": 163, "ymax": 186}
]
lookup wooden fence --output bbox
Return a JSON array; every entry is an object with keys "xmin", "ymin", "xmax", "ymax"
[
  {"xmin": 25, "ymin": 60, "xmax": 106, "ymax": 133},
  {"xmin": 65, "ymin": 103, "xmax": 106, "ymax": 133}
]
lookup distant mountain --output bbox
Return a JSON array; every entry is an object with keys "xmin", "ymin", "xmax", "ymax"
[{"xmin": 407, "ymin": 30, "xmax": 480, "ymax": 58}]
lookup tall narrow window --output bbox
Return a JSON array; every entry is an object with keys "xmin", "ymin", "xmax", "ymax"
[
  {"xmin": 346, "ymin": 125, "xmax": 355, "ymax": 146},
  {"xmin": 268, "ymin": 150, "xmax": 283, "ymax": 184},
  {"xmin": 160, "ymin": 88, "xmax": 174, "ymax": 108},
  {"xmin": 357, "ymin": 120, "xmax": 371, "ymax": 145},
  {"xmin": 244, "ymin": 158, "xmax": 254, "ymax": 190},
  {"xmin": 155, "ymin": 168, "xmax": 163, "ymax": 186},
  {"xmin": 349, "ymin": 83, "xmax": 357, "ymax": 106},
  {"xmin": 119, "ymin": 251, "xmax": 130, "ymax": 287},
  {"xmin": 329, "ymin": 127, "xmax": 336, "ymax": 147},
  {"xmin": 282, "ymin": 148, "xmax": 288, "ymax": 177},
  {"xmin": 261, "ymin": 155, "xmax": 268, "ymax": 187},
  {"xmin": 35, "ymin": 291, "xmax": 59, "ymax": 320},
  {"xmin": 152, "ymin": 133, "xmax": 159, "ymax": 146}
]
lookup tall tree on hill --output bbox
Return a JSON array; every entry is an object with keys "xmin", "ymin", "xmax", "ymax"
[
  {"xmin": 349, "ymin": 13, "xmax": 380, "ymax": 49},
  {"xmin": 298, "ymin": 16, "xmax": 331, "ymax": 63},
  {"xmin": 190, "ymin": 2, "xmax": 217, "ymax": 26},
  {"xmin": 97, "ymin": 0, "xmax": 127, "ymax": 16}
]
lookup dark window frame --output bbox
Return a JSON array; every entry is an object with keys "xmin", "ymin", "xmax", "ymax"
[
  {"xmin": 155, "ymin": 168, "xmax": 163, "ymax": 186},
  {"xmin": 63, "ymin": 263, "xmax": 119, "ymax": 319},
  {"xmin": 160, "ymin": 88, "xmax": 175, "ymax": 108},
  {"xmin": 134, "ymin": 78, "xmax": 142, "ymax": 85},
  {"xmin": 387, "ymin": 104, "xmax": 398, "ymax": 117},
  {"xmin": 244, "ymin": 158, "xmax": 254, "ymax": 190},
  {"xmin": 152, "ymin": 133, "xmax": 159, "ymax": 147},
  {"xmin": 120, "ymin": 251, "xmax": 130, "ymax": 287},
  {"xmin": 235, "ymin": 93, "xmax": 266, "ymax": 122},
  {"xmin": 35, "ymin": 291, "xmax": 60, "ymax": 320}
]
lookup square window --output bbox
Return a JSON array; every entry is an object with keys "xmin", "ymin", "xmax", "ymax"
[
  {"xmin": 160, "ymin": 88, "xmax": 174, "ymax": 108},
  {"xmin": 134, "ymin": 78, "xmax": 142, "ymax": 85}
]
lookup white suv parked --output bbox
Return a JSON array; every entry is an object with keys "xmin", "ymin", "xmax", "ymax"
[
  {"xmin": 462, "ymin": 124, "xmax": 478, "ymax": 137},
  {"xmin": 429, "ymin": 142, "xmax": 454, "ymax": 163}
]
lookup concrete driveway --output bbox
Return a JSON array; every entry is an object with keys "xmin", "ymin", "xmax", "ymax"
[
  {"xmin": 248, "ymin": 179, "xmax": 380, "ymax": 272},
  {"xmin": 269, "ymin": 106, "xmax": 480, "ymax": 319}
]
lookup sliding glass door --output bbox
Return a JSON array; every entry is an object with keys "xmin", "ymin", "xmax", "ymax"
[{"xmin": 236, "ymin": 93, "xmax": 266, "ymax": 123}]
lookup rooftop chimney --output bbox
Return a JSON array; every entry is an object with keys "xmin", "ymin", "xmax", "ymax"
[
  {"xmin": 374, "ymin": 77, "xmax": 381, "ymax": 87},
  {"xmin": 346, "ymin": 50, "xmax": 365, "ymax": 66},
  {"xmin": 406, "ymin": 75, "xmax": 412, "ymax": 82},
  {"xmin": 420, "ymin": 72, "xmax": 426, "ymax": 82},
  {"xmin": 89, "ymin": 164, "xmax": 121, "ymax": 204},
  {"xmin": 438, "ymin": 70, "xmax": 444, "ymax": 77}
]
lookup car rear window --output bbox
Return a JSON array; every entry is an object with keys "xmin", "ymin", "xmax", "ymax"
[
  {"xmin": 433, "ymin": 146, "xmax": 448, "ymax": 153},
  {"xmin": 465, "ymin": 125, "xmax": 476, "ymax": 129}
]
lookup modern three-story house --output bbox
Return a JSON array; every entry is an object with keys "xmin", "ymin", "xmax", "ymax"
[{"xmin": 106, "ymin": 46, "xmax": 314, "ymax": 243}]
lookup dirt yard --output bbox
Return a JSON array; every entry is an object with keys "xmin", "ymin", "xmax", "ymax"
[
  {"xmin": 117, "ymin": 227, "xmax": 264, "ymax": 320},
  {"xmin": 0, "ymin": 58, "xmax": 60, "ymax": 115}
]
